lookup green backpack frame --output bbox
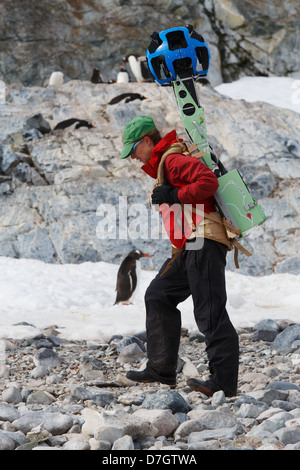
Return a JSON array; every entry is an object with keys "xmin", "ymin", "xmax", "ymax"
[{"xmin": 172, "ymin": 75, "xmax": 266, "ymax": 236}]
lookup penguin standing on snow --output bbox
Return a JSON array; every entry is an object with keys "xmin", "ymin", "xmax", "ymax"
[
  {"xmin": 114, "ymin": 249, "xmax": 151, "ymax": 305},
  {"xmin": 122, "ymin": 55, "xmax": 153, "ymax": 82}
]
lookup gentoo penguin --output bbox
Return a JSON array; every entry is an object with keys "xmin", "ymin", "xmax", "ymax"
[
  {"xmin": 117, "ymin": 67, "xmax": 129, "ymax": 84},
  {"xmin": 123, "ymin": 55, "xmax": 153, "ymax": 82},
  {"xmin": 91, "ymin": 68, "xmax": 103, "ymax": 84},
  {"xmin": 53, "ymin": 118, "xmax": 95, "ymax": 131},
  {"xmin": 48, "ymin": 71, "xmax": 64, "ymax": 88},
  {"xmin": 114, "ymin": 249, "xmax": 151, "ymax": 305},
  {"xmin": 107, "ymin": 92, "xmax": 146, "ymax": 105}
]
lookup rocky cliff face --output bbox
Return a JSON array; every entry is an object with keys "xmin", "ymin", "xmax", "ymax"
[
  {"xmin": 207, "ymin": 0, "xmax": 300, "ymax": 82},
  {"xmin": 0, "ymin": 0, "xmax": 299, "ymax": 87},
  {"xmin": 0, "ymin": 79, "xmax": 299, "ymax": 275}
]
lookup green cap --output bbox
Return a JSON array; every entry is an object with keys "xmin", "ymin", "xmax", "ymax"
[{"xmin": 120, "ymin": 116, "xmax": 156, "ymax": 159}]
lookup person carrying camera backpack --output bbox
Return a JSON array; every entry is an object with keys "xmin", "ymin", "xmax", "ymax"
[{"xmin": 119, "ymin": 115, "xmax": 239, "ymax": 397}]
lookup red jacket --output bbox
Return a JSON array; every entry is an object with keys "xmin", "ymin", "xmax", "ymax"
[{"xmin": 142, "ymin": 130, "xmax": 219, "ymax": 249}]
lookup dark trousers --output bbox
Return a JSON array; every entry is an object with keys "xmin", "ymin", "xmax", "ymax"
[{"xmin": 144, "ymin": 238, "xmax": 239, "ymax": 394}]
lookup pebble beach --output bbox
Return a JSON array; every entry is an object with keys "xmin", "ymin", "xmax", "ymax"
[{"xmin": 1, "ymin": 319, "xmax": 300, "ymax": 452}]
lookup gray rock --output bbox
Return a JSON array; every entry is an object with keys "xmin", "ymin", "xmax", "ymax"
[
  {"xmin": 247, "ymin": 388, "xmax": 289, "ymax": 405},
  {"xmin": 26, "ymin": 391, "xmax": 55, "ymax": 405},
  {"xmin": 93, "ymin": 409, "xmax": 157, "ymax": 440},
  {"xmin": 271, "ymin": 400, "xmax": 300, "ymax": 412},
  {"xmin": 117, "ymin": 343, "xmax": 146, "ymax": 364},
  {"xmin": 187, "ymin": 442, "xmax": 207, "ymax": 450},
  {"xmin": 35, "ymin": 338, "xmax": 54, "ymax": 349},
  {"xmin": 23, "ymin": 113, "xmax": 51, "ymax": 135},
  {"xmin": 284, "ymin": 442, "xmax": 300, "ymax": 450},
  {"xmin": 69, "ymin": 386, "xmax": 115, "ymax": 407},
  {"xmin": 245, "ymin": 426, "xmax": 275, "ymax": 442},
  {"xmin": 0, "ymin": 431, "xmax": 15, "ymax": 450},
  {"xmin": 188, "ymin": 331, "xmax": 206, "ymax": 343},
  {"xmin": 62, "ymin": 438, "xmax": 90, "ymax": 450},
  {"xmin": 253, "ymin": 330, "xmax": 278, "ymax": 342},
  {"xmin": 1, "ymin": 386, "xmax": 23, "ymax": 404},
  {"xmin": 0, "ymin": 146, "xmax": 22, "ymax": 173},
  {"xmin": 257, "ymin": 411, "xmax": 293, "ymax": 433},
  {"xmin": 236, "ymin": 403, "xmax": 265, "ymax": 419},
  {"xmin": 33, "ymin": 348, "xmax": 62, "ymax": 369},
  {"xmin": 256, "ymin": 407, "xmax": 289, "ymax": 424},
  {"xmin": 142, "ymin": 391, "xmax": 190, "ymax": 414},
  {"xmin": 118, "ymin": 393, "xmax": 146, "ymax": 406},
  {"xmin": 253, "ymin": 319, "xmax": 280, "ymax": 332},
  {"xmin": 211, "ymin": 390, "xmax": 226, "ymax": 407},
  {"xmin": 92, "ymin": 439, "xmax": 112, "ymax": 450},
  {"xmin": 275, "ymin": 256, "xmax": 300, "ymax": 275},
  {"xmin": 266, "ymin": 381, "xmax": 300, "ymax": 392},
  {"xmin": 272, "ymin": 325, "xmax": 300, "ymax": 352},
  {"xmin": 69, "ymin": 385, "xmax": 94, "ymax": 401},
  {"xmin": 0, "ymin": 403, "xmax": 20, "ymax": 422},
  {"xmin": 13, "ymin": 410, "xmax": 73, "ymax": 435},
  {"xmin": 0, "ymin": 430, "xmax": 28, "ymax": 448},
  {"xmin": 233, "ymin": 394, "xmax": 268, "ymax": 409},
  {"xmin": 188, "ymin": 426, "xmax": 239, "ymax": 444},
  {"xmin": 287, "ymin": 390, "xmax": 300, "ymax": 406},
  {"xmin": 274, "ymin": 427, "xmax": 300, "ymax": 446},
  {"xmin": 114, "ymin": 335, "xmax": 146, "ymax": 353},
  {"xmin": 188, "ymin": 410, "xmax": 238, "ymax": 430},
  {"xmin": 95, "ymin": 426, "xmax": 124, "ymax": 445},
  {"xmin": 112, "ymin": 435, "xmax": 134, "ymax": 451},
  {"xmin": 133, "ymin": 409, "xmax": 179, "ymax": 437},
  {"xmin": 90, "ymin": 393, "xmax": 116, "ymax": 408},
  {"xmin": 175, "ymin": 419, "xmax": 206, "ymax": 439}
]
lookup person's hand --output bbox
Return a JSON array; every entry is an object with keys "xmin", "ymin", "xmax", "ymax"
[{"xmin": 151, "ymin": 185, "xmax": 180, "ymax": 205}]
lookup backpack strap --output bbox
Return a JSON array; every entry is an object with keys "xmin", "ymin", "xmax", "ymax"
[
  {"xmin": 156, "ymin": 141, "xmax": 190, "ymax": 185},
  {"xmin": 149, "ymin": 140, "xmax": 190, "ymax": 209},
  {"xmin": 151, "ymin": 141, "xmax": 252, "ymax": 272}
]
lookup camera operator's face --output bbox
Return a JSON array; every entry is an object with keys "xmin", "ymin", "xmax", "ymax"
[{"xmin": 130, "ymin": 136, "xmax": 154, "ymax": 164}]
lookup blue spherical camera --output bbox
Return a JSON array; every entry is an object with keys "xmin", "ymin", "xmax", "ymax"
[{"xmin": 146, "ymin": 25, "xmax": 210, "ymax": 86}]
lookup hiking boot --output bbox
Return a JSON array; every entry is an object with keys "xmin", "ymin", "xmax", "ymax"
[
  {"xmin": 187, "ymin": 378, "xmax": 236, "ymax": 397},
  {"xmin": 126, "ymin": 367, "xmax": 176, "ymax": 386}
]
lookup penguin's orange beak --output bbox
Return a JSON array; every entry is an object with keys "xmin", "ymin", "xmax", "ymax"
[{"xmin": 142, "ymin": 253, "xmax": 151, "ymax": 257}]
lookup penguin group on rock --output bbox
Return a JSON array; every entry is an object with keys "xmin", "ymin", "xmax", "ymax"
[
  {"xmin": 45, "ymin": 51, "xmax": 153, "ymax": 87},
  {"xmin": 114, "ymin": 249, "xmax": 151, "ymax": 305},
  {"xmin": 122, "ymin": 54, "xmax": 153, "ymax": 82},
  {"xmin": 45, "ymin": 52, "xmax": 154, "ymax": 138},
  {"xmin": 96, "ymin": 55, "xmax": 152, "ymax": 84}
]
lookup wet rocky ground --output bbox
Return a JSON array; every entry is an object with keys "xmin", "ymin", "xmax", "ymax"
[{"xmin": 1, "ymin": 319, "xmax": 300, "ymax": 451}]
